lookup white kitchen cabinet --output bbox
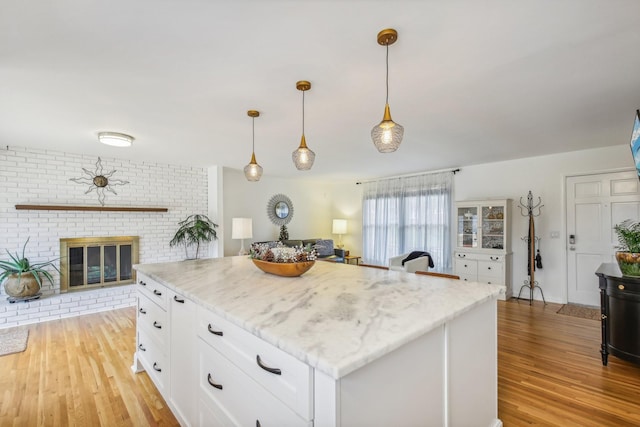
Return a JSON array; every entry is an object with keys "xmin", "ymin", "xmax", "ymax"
[
  {"xmin": 455, "ymin": 199, "xmax": 512, "ymax": 300},
  {"xmin": 169, "ymin": 289, "xmax": 197, "ymax": 426},
  {"xmin": 133, "ymin": 273, "xmax": 197, "ymax": 427}
]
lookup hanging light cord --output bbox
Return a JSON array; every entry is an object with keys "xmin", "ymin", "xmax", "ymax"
[
  {"xmin": 252, "ymin": 116, "xmax": 255, "ymax": 153},
  {"xmin": 302, "ymin": 90, "xmax": 306, "ymax": 135},
  {"xmin": 385, "ymin": 42, "xmax": 390, "ymax": 105}
]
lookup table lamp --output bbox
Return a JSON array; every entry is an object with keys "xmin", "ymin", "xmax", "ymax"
[
  {"xmin": 232, "ymin": 218, "xmax": 253, "ymax": 255},
  {"xmin": 332, "ymin": 219, "xmax": 347, "ymax": 249}
]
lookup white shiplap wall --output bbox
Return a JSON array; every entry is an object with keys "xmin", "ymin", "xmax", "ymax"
[{"xmin": 0, "ymin": 146, "xmax": 208, "ymax": 328}]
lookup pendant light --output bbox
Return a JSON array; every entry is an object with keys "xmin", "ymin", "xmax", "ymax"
[
  {"xmin": 292, "ymin": 80, "xmax": 315, "ymax": 170},
  {"xmin": 244, "ymin": 110, "xmax": 263, "ymax": 181},
  {"xmin": 371, "ymin": 28, "xmax": 404, "ymax": 153}
]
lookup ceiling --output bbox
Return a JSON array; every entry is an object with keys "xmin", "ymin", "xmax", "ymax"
[{"xmin": 2, "ymin": 0, "xmax": 639, "ymax": 181}]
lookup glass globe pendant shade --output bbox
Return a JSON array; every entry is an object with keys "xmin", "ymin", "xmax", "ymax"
[
  {"xmin": 292, "ymin": 134, "xmax": 315, "ymax": 170},
  {"xmin": 244, "ymin": 152, "xmax": 263, "ymax": 181},
  {"xmin": 372, "ymin": 103, "xmax": 403, "ymax": 153}
]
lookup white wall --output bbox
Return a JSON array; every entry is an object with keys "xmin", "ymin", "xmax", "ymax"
[
  {"xmin": 455, "ymin": 144, "xmax": 633, "ymax": 303},
  {"xmin": 0, "ymin": 145, "xmax": 209, "ymax": 296},
  {"xmin": 216, "ymin": 169, "xmax": 364, "ymax": 258}
]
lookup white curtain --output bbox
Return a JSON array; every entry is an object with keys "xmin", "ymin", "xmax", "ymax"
[{"xmin": 361, "ymin": 171, "xmax": 453, "ymax": 270}]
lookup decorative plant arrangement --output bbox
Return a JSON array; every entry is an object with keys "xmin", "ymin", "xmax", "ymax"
[
  {"xmin": 249, "ymin": 243, "xmax": 317, "ymax": 277},
  {"xmin": 0, "ymin": 237, "xmax": 61, "ymax": 298},
  {"xmin": 170, "ymin": 214, "xmax": 218, "ymax": 260},
  {"xmin": 614, "ymin": 219, "xmax": 640, "ymax": 277},
  {"xmin": 250, "ymin": 243, "xmax": 317, "ymax": 263}
]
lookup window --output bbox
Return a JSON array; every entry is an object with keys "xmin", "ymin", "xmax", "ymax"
[{"xmin": 362, "ymin": 172, "xmax": 453, "ymax": 270}]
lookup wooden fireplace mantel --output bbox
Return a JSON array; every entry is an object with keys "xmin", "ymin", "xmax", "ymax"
[{"xmin": 15, "ymin": 205, "xmax": 168, "ymax": 212}]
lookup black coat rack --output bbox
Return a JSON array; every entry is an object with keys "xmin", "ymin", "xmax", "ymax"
[{"xmin": 517, "ymin": 191, "xmax": 546, "ymax": 305}]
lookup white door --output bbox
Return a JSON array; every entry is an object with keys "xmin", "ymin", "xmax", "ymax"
[{"xmin": 566, "ymin": 170, "xmax": 640, "ymax": 306}]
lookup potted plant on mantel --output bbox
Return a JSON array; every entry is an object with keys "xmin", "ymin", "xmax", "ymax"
[
  {"xmin": 614, "ymin": 219, "xmax": 640, "ymax": 277},
  {"xmin": 0, "ymin": 237, "xmax": 61, "ymax": 299},
  {"xmin": 170, "ymin": 214, "xmax": 219, "ymax": 260}
]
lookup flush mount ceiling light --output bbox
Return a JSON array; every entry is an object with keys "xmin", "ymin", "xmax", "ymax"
[
  {"xmin": 371, "ymin": 28, "xmax": 404, "ymax": 153},
  {"xmin": 244, "ymin": 110, "xmax": 263, "ymax": 182},
  {"xmin": 292, "ymin": 80, "xmax": 316, "ymax": 171},
  {"xmin": 98, "ymin": 132, "xmax": 134, "ymax": 147}
]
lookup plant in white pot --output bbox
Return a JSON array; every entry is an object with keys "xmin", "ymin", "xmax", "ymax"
[
  {"xmin": 614, "ymin": 219, "xmax": 640, "ymax": 277},
  {"xmin": 170, "ymin": 214, "xmax": 219, "ymax": 260},
  {"xmin": 0, "ymin": 237, "xmax": 60, "ymax": 298}
]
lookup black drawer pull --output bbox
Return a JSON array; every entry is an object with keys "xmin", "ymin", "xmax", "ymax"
[
  {"xmin": 464, "ymin": 264, "xmax": 468, "ymax": 267},
  {"xmin": 459, "ymin": 254, "xmax": 466, "ymax": 258},
  {"xmin": 207, "ymin": 373, "xmax": 223, "ymax": 390},
  {"xmin": 487, "ymin": 266, "xmax": 492, "ymax": 270},
  {"xmin": 139, "ymin": 307, "xmax": 147, "ymax": 314},
  {"xmin": 256, "ymin": 355, "xmax": 281, "ymax": 375},
  {"xmin": 153, "ymin": 321, "xmax": 162, "ymax": 329},
  {"xmin": 138, "ymin": 343, "xmax": 146, "ymax": 351},
  {"xmin": 153, "ymin": 362, "xmax": 161, "ymax": 372},
  {"xmin": 173, "ymin": 295, "xmax": 185, "ymax": 303},
  {"xmin": 207, "ymin": 323, "xmax": 223, "ymax": 336},
  {"xmin": 139, "ymin": 280, "xmax": 146, "ymax": 286},
  {"xmin": 153, "ymin": 289, "xmax": 162, "ymax": 296}
]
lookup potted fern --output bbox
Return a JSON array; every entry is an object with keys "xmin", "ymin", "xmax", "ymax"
[
  {"xmin": 170, "ymin": 214, "xmax": 218, "ymax": 260},
  {"xmin": 0, "ymin": 237, "xmax": 60, "ymax": 298},
  {"xmin": 614, "ymin": 219, "xmax": 640, "ymax": 277}
]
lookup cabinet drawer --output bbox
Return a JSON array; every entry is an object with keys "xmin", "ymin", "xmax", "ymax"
[
  {"xmin": 137, "ymin": 293, "xmax": 168, "ymax": 347},
  {"xmin": 455, "ymin": 259, "xmax": 478, "ymax": 275},
  {"xmin": 197, "ymin": 306, "xmax": 312, "ymax": 420},
  {"xmin": 199, "ymin": 339, "xmax": 310, "ymax": 427},
  {"xmin": 138, "ymin": 328, "xmax": 168, "ymax": 394},
  {"xmin": 478, "ymin": 261, "xmax": 502, "ymax": 277},
  {"xmin": 136, "ymin": 273, "xmax": 168, "ymax": 310},
  {"xmin": 476, "ymin": 275, "xmax": 503, "ymax": 286}
]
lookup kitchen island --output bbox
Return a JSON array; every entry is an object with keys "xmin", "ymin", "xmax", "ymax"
[{"xmin": 134, "ymin": 256, "xmax": 503, "ymax": 427}]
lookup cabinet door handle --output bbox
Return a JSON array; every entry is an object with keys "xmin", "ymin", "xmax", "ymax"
[
  {"xmin": 487, "ymin": 266, "xmax": 492, "ymax": 270},
  {"xmin": 153, "ymin": 321, "xmax": 162, "ymax": 329},
  {"xmin": 256, "ymin": 355, "xmax": 282, "ymax": 375},
  {"xmin": 153, "ymin": 289, "xmax": 162, "ymax": 296},
  {"xmin": 153, "ymin": 362, "xmax": 161, "ymax": 372},
  {"xmin": 618, "ymin": 284, "xmax": 625, "ymax": 290},
  {"xmin": 459, "ymin": 254, "xmax": 466, "ymax": 258},
  {"xmin": 207, "ymin": 373, "xmax": 223, "ymax": 390},
  {"xmin": 138, "ymin": 343, "xmax": 146, "ymax": 351},
  {"xmin": 173, "ymin": 295, "xmax": 185, "ymax": 303},
  {"xmin": 207, "ymin": 323, "xmax": 223, "ymax": 336},
  {"xmin": 139, "ymin": 280, "xmax": 146, "ymax": 286},
  {"xmin": 139, "ymin": 307, "xmax": 147, "ymax": 314},
  {"xmin": 464, "ymin": 264, "xmax": 468, "ymax": 268}
]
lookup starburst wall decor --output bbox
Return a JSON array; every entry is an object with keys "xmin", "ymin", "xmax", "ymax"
[{"xmin": 70, "ymin": 157, "xmax": 129, "ymax": 206}]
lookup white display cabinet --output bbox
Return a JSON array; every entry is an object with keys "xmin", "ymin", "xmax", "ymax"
[{"xmin": 454, "ymin": 199, "xmax": 512, "ymax": 300}]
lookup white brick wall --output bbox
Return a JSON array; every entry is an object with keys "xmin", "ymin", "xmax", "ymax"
[{"xmin": 0, "ymin": 146, "xmax": 209, "ymax": 328}]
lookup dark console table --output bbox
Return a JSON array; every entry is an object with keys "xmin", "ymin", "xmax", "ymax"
[{"xmin": 595, "ymin": 263, "xmax": 640, "ymax": 366}]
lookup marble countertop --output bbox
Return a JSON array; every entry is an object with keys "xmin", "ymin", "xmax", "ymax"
[{"xmin": 135, "ymin": 256, "xmax": 503, "ymax": 379}]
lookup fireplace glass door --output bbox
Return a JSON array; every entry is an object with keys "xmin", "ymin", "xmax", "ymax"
[{"xmin": 60, "ymin": 237, "xmax": 139, "ymax": 292}]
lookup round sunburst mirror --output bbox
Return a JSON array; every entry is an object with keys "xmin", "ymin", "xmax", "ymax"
[{"xmin": 267, "ymin": 194, "xmax": 294, "ymax": 226}]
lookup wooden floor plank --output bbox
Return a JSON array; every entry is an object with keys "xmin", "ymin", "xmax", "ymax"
[
  {"xmin": 1, "ymin": 300, "xmax": 639, "ymax": 426},
  {"xmin": 498, "ymin": 299, "xmax": 640, "ymax": 426}
]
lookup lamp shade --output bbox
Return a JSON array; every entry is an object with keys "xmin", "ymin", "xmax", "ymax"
[
  {"xmin": 232, "ymin": 218, "xmax": 253, "ymax": 239},
  {"xmin": 332, "ymin": 219, "xmax": 347, "ymax": 235}
]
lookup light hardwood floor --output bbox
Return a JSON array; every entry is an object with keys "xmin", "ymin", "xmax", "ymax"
[
  {"xmin": 499, "ymin": 299, "xmax": 640, "ymax": 426},
  {"xmin": 1, "ymin": 301, "xmax": 639, "ymax": 426},
  {"xmin": 0, "ymin": 307, "xmax": 178, "ymax": 427}
]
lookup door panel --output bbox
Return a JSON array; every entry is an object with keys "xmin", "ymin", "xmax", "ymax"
[{"xmin": 567, "ymin": 171, "xmax": 640, "ymax": 306}]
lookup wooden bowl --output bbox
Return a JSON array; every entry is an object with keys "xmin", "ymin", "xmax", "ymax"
[{"xmin": 251, "ymin": 259, "xmax": 315, "ymax": 277}]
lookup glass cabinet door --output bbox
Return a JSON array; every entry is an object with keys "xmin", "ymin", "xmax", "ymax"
[
  {"xmin": 481, "ymin": 205, "xmax": 505, "ymax": 249},
  {"xmin": 457, "ymin": 207, "xmax": 478, "ymax": 248}
]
